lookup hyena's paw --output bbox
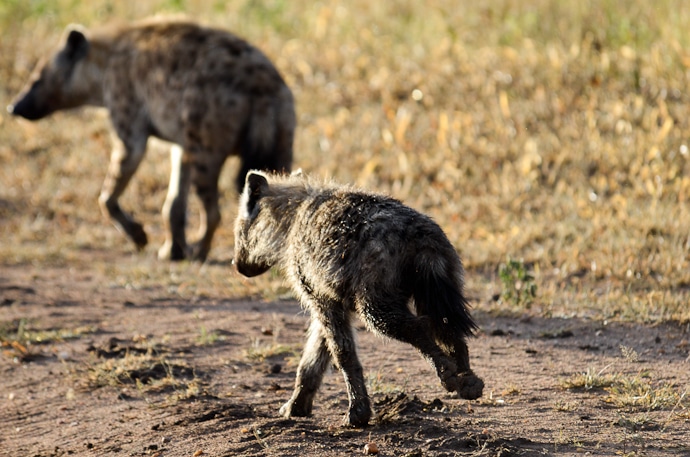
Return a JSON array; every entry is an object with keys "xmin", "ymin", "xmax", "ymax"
[
  {"xmin": 279, "ymin": 399, "xmax": 312, "ymax": 419},
  {"xmin": 343, "ymin": 398, "xmax": 371, "ymax": 428},
  {"xmin": 437, "ymin": 359, "xmax": 460, "ymax": 393},
  {"xmin": 455, "ymin": 372, "xmax": 484, "ymax": 400},
  {"xmin": 158, "ymin": 240, "xmax": 187, "ymax": 261},
  {"xmin": 129, "ymin": 222, "xmax": 148, "ymax": 250}
]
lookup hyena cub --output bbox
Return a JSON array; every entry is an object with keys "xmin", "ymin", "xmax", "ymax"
[
  {"xmin": 9, "ymin": 17, "xmax": 295, "ymax": 261},
  {"xmin": 234, "ymin": 171, "xmax": 484, "ymax": 427}
]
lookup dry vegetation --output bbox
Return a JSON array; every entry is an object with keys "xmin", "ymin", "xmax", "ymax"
[
  {"xmin": 0, "ymin": 1, "xmax": 689, "ymax": 454},
  {"xmin": 2, "ymin": 0, "xmax": 689, "ymax": 324}
]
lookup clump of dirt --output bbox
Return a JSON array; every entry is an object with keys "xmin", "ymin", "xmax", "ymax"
[
  {"xmin": 375, "ymin": 392, "xmax": 446, "ymax": 423},
  {"xmin": 87, "ymin": 337, "xmax": 157, "ymax": 359}
]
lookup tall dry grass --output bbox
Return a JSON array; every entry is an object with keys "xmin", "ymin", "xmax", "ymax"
[{"xmin": 1, "ymin": 0, "xmax": 689, "ymax": 322}]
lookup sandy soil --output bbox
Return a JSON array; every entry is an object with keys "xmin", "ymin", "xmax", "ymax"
[{"xmin": 1, "ymin": 254, "xmax": 688, "ymax": 457}]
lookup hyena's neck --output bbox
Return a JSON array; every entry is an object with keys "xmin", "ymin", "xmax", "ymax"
[
  {"xmin": 80, "ymin": 40, "xmax": 110, "ymax": 107},
  {"xmin": 262, "ymin": 183, "xmax": 312, "ymax": 236},
  {"xmin": 83, "ymin": 28, "xmax": 137, "ymax": 106}
]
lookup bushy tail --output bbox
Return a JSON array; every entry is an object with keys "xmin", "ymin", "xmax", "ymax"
[
  {"xmin": 236, "ymin": 89, "xmax": 295, "ymax": 192},
  {"xmin": 413, "ymin": 259, "xmax": 477, "ymax": 340}
]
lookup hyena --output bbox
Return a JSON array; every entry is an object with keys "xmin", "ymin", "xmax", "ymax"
[
  {"xmin": 234, "ymin": 171, "xmax": 484, "ymax": 427},
  {"xmin": 9, "ymin": 17, "xmax": 295, "ymax": 261}
]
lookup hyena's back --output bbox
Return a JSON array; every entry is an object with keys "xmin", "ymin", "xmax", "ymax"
[
  {"xmin": 104, "ymin": 20, "xmax": 294, "ymax": 176},
  {"xmin": 289, "ymin": 189, "xmax": 476, "ymax": 338}
]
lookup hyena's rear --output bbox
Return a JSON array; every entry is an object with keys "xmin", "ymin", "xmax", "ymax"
[
  {"xmin": 9, "ymin": 17, "xmax": 295, "ymax": 261},
  {"xmin": 234, "ymin": 171, "xmax": 484, "ymax": 427}
]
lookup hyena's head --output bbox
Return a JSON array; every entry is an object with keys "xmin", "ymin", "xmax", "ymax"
[
  {"xmin": 9, "ymin": 25, "xmax": 101, "ymax": 121},
  {"xmin": 234, "ymin": 171, "xmax": 286, "ymax": 277}
]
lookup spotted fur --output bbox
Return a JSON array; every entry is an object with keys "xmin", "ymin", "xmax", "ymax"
[{"xmin": 9, "ymin": 17, "xmax": 295, "ymax": 261}]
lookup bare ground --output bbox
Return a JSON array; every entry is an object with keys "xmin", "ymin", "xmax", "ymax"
[{"xmin": 1, "ymin": 252, "xmax": 688, "ymax": 457}]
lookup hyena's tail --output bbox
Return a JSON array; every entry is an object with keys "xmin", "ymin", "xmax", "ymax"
[
  {"xmin": 413, "ymin": 254, "xmax": 477, "ymax": 340},
  {"xmin": 236, "ymin": 86, "xmax": 296, "ymax": 192}
]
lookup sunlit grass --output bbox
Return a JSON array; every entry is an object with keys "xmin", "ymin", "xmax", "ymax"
[
  {"xmin": 606, "ymin": 374, "xmax": 686, "ymax": 411},
  {"xmin": 244, "ymin": 340, "xmax": 298, "ymax": 362},
  {"xmin": 560, "ymin": 365, "xmax": 618, "ymax": 391},
  {"xmin": 561, "ymin": 366, "xmax": 690, "ymax": 415},
  {"xmin": 1, "ymin": 0, "xmax": 690, "ymax": 323}
]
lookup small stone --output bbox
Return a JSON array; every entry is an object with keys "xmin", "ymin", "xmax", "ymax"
[{"xmin": 364, "ymin": 442, "xmax": 379, "ymax": 454}]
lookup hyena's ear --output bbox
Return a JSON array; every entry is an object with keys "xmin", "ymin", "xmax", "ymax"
[
  {"xmin": 244, "ymin": 171, "xmax": 269, "ymax": 217},
  {"xmin": 64, "ymin": 25, "xmax": 90, "ymax": 62}
]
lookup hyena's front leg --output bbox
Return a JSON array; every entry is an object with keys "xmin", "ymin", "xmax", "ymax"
[
  {"xmin": 98, "ymin": 134, "xmax": 148, "ymax": 250},
  {"xmin": 158, "ymin": 145, "xmax": 192, "ymax": 261},
  {"xmin": 188, "ymin": 154, "xmax": 226, "ymax": 261},
  {"xmin": 319, "ymin": 307, "xmax": 371, "ymax": 427},
  {"xmin": 280, "ymin": 318, "xmax": 332, "ymax": 419}
]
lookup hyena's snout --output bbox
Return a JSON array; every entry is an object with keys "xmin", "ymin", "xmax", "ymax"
[
  {"xmin": 8, "ymin": 84, "xmax": 49, "ymax": 121},
  {"xmin": 233, "ymin": 256, "xmax": 272, "ymax": 278}
]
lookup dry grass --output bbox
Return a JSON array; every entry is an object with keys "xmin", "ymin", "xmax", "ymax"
[
  {"xmin": 560, "ymin": 365, "xmax": 618, "ymax": 391},
  {"xmin": 244, "ymin": 339, "xmax": 298, "ymax": 362},
  {"xmin": 605, "ymin": 372, "xmax": 687, "ymax": 411},
  {"xmin": 561, "ymin": 366, "xmax": 690, "ymax": 415},
  {"xmin": 80, "ymin": 336, "xmax": 204, "ymax": 402},
  {"xmin": 1, "ymin": 0, "xmax": 689, "ymax": 323},
  {"xmin": 0, "ymin": 318, "xmax": 96, "ymax": 361}
]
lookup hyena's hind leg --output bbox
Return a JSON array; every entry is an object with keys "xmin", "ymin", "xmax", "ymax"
[
  {"xmin": 98, "ymin": 133, "xmax": 149, "ymax": 250},
  {"xmin": 295, "ymin": 301, "xmax": 371, "ymax": 427},
  {"xmin": 358, "ymin": 293, "xmax": 481, "ymax": 400},
  {"xmin": 415, "ymin": 263, "xmax": 485, "ymax": 400},
  {"xmin": 435, "ymin": 331, "xmax": 484, "ymax": 401},
  {"xmin": 280, "ymin": 318, "xmax": 332, "ymax": 419},
  {"xmin": 158, "ymin": 145, "xmax": 192, "ymax": 261}
]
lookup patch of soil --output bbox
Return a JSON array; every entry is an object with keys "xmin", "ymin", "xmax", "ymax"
[{"xmin": 1, "ymin": 257, "xmax": 689, "ymax": 456}]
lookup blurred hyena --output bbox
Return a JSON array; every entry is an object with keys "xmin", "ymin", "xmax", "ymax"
[
  {"xmin": 234, "ymin": 171, "xmax": 484, "ymax": 427},
  {"xmin": 9, "ymin": 17, "xmax": 295, "ymax": 261}
]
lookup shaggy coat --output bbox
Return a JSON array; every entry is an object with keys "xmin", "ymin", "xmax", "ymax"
[{"xmin": 234, "ymin": 171, "xmax": 484, "ymax": 427}]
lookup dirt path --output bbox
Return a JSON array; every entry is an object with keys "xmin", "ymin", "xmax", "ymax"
[{"xmin": 1, "ymin": 257, "xmax": 688, "ymax": 456}]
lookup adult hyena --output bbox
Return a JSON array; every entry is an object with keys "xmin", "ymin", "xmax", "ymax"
[
  {"xmin": 234, "ymin": 171, "xmax": 484, "ymax": 427},
  {"xmin": 9, "ymin": 17, "xmax": 295, "ymax": 261}
]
